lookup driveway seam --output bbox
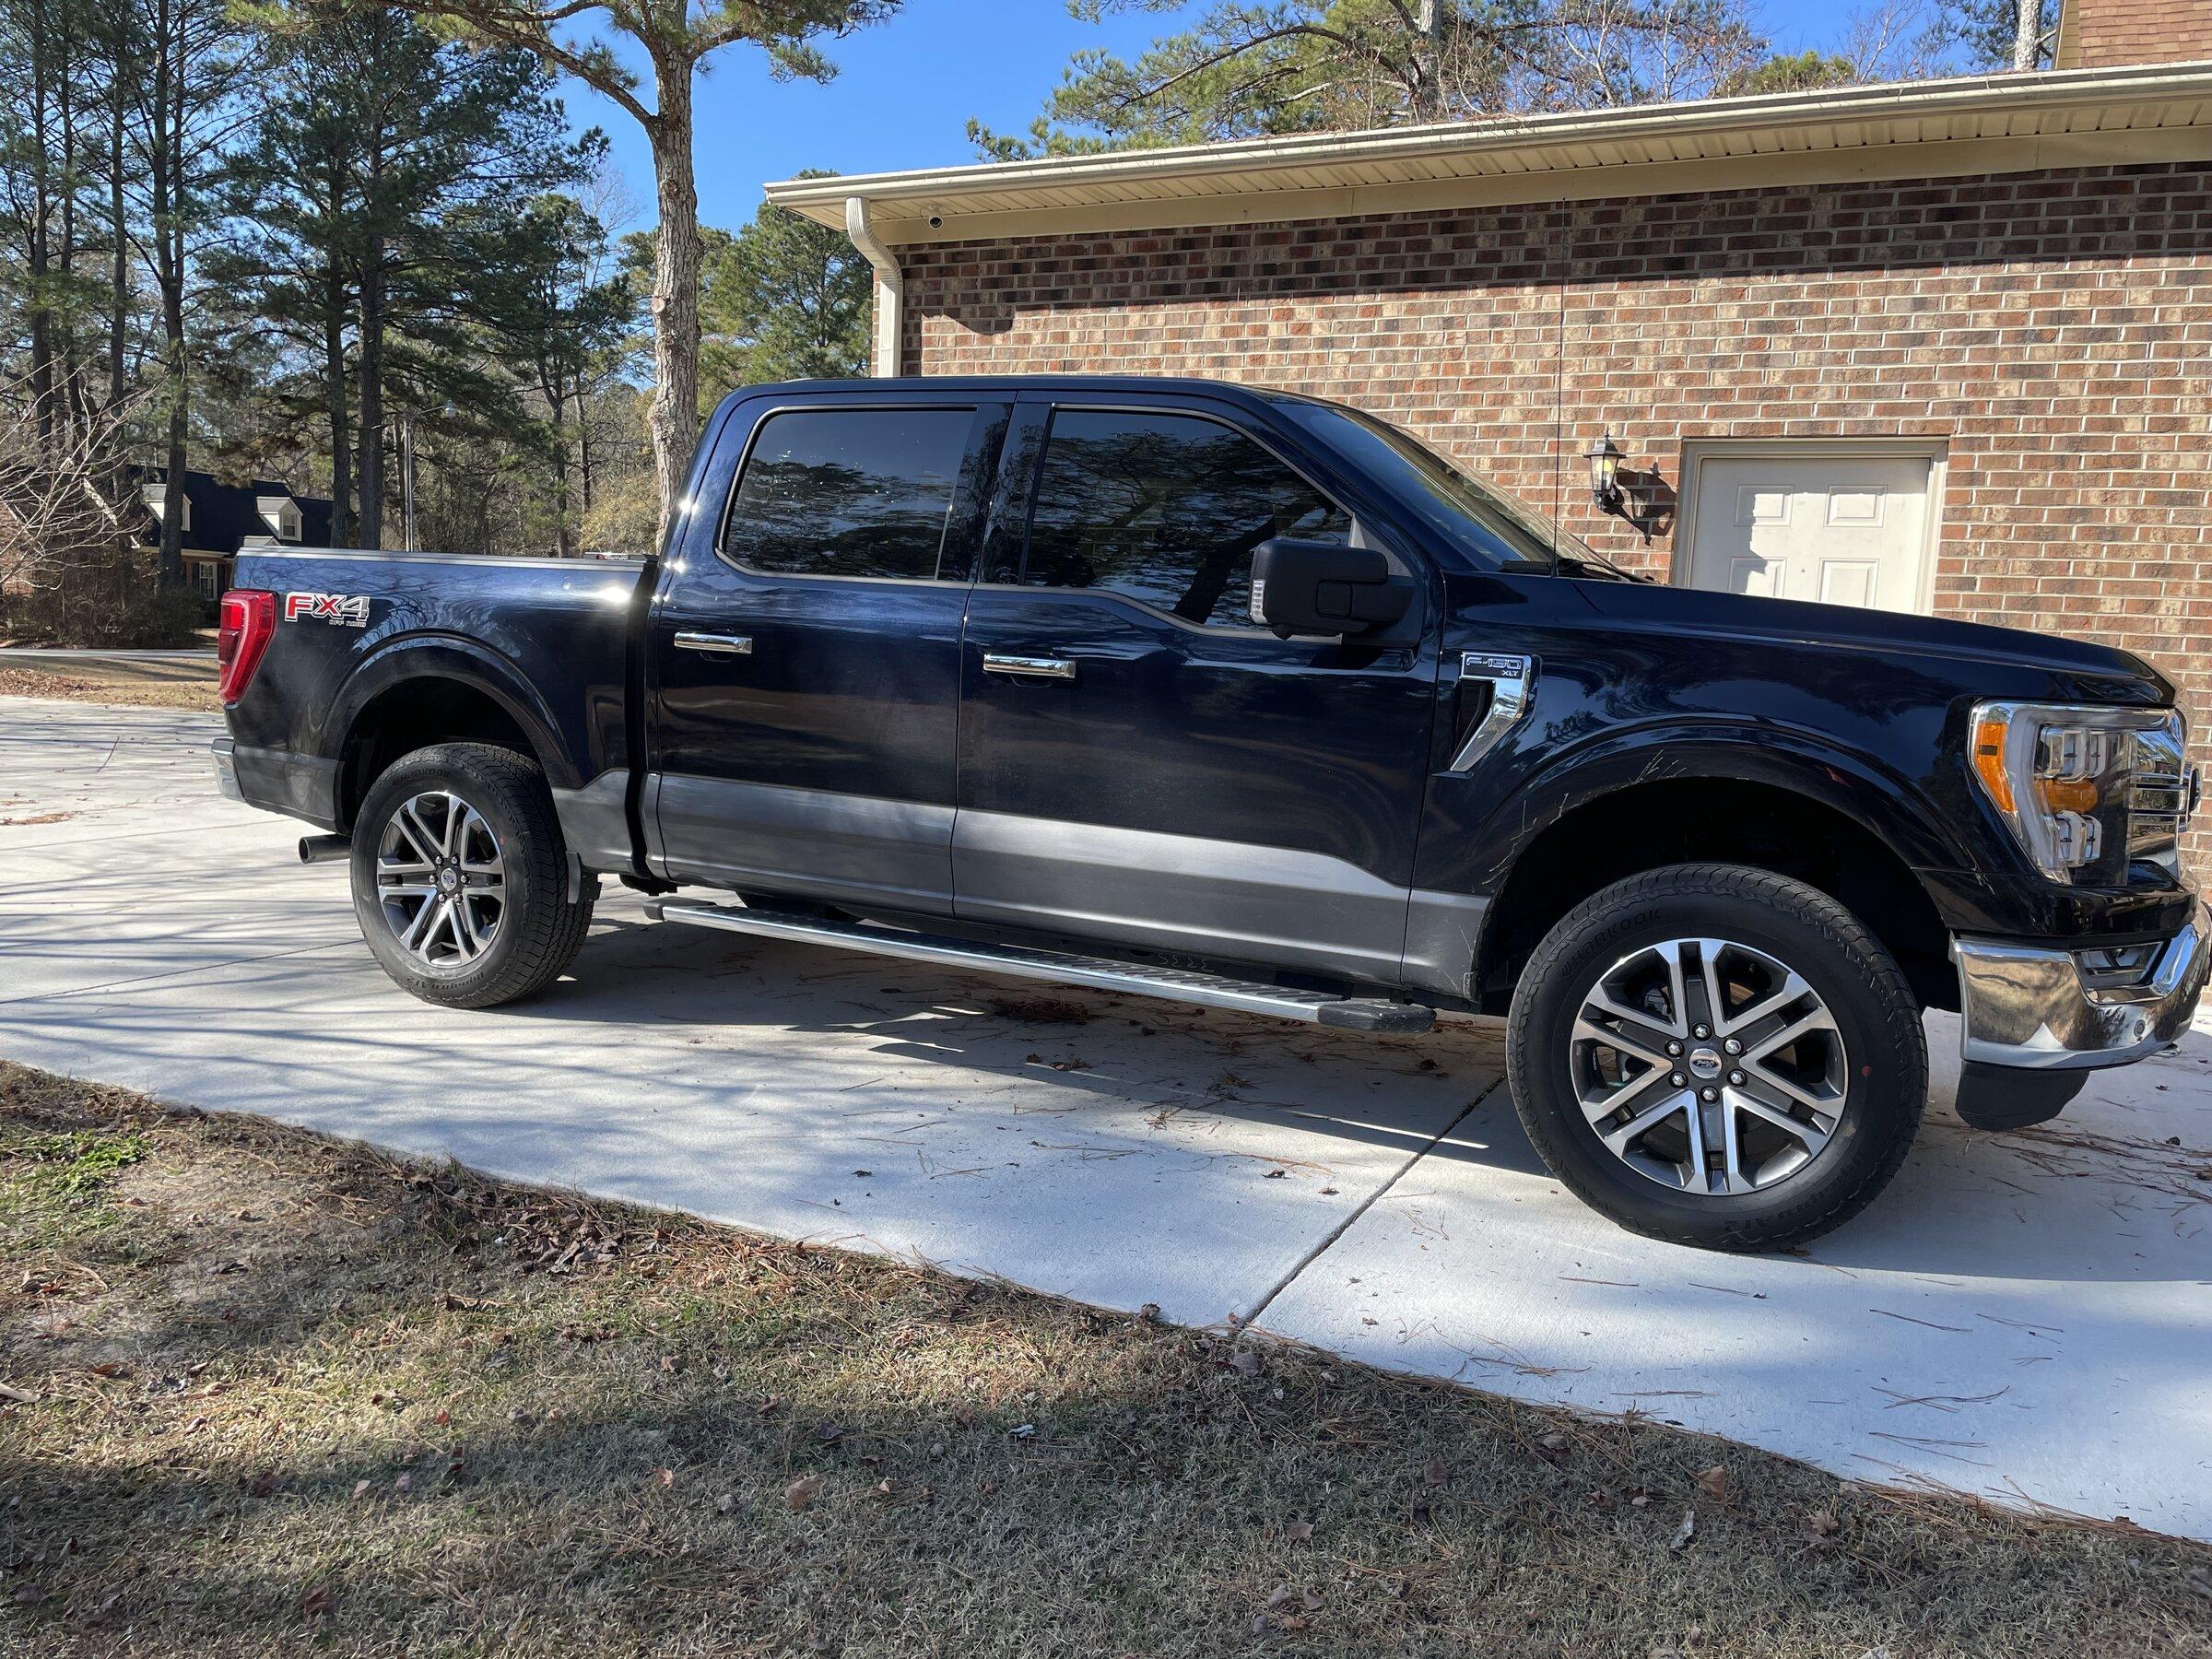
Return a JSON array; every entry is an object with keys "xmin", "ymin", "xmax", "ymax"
[
  {"xmin": 1239, "ymin": 1076, "xmax": 1501, "ymax": 1327},
  {"xmin": 0, "ymin": 940, "xmax": 359, "ymax": 1008}
]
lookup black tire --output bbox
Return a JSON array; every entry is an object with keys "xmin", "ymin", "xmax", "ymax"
[
  {"xmin": 349, "ymin": 742, "xmax": 595, "ymax": 1009},
  {"xmin": 1506, "ymin": 863, "xmax": 1924, "ymax": 1251}
]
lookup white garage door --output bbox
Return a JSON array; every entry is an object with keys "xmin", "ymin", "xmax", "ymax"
[{"xmin": 1684, "ymin": 453, "xmax": 1936, "ymax": 615}]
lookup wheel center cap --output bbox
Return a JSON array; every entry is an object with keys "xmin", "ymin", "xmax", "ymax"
[
  {"xmin": 437, "ymin": 866, "xmax": 460, "ymax": 895},
  {"xmin": 1688, "ymin": 1048, "xmax": 1724, "ymax": 1080}
]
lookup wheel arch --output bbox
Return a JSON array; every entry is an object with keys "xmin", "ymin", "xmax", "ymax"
[
  {"xmin": 329, "ymin": 638, "xmax": 573, "ymax": 832},
  {"xmin": 1472, "ymin": 766, "xmax": 1956, "ymax": 1018}
]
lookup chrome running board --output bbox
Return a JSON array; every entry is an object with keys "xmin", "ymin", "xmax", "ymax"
[{"xmin": 645, "ymin": 899, "xmax": 1434, "ymax": 1033}]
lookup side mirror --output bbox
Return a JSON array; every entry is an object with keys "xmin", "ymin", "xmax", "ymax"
[{"xmin": 1250, "ymin": 538, "xmax": 1414, "ymax": 639}]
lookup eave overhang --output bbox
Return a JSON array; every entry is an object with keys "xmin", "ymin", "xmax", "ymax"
[{"xmin": 765, "ymin": 61, "xmax": 2212, "ymax": 245}]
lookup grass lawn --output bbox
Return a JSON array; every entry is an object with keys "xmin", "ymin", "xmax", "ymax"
[
  {"xmin": 3, "ymin": 1059, "xmax": 2207, "ymax": 1657},
  {"xmin": 0, "ymin": 664, "xmax": 219, "ymax": 712}
]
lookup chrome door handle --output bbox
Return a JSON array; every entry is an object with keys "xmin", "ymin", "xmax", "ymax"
[
  {"xmin": 675, "ymin": 630, "xmax": 753, "ymax": 656},
  {"xmin": 982, "ymin": 653, "xmax": 1077, "ymax": 682}
]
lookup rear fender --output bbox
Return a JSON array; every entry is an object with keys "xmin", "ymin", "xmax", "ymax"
[{"xmin": 329, "ymin": 635, "xmax": 575, "ymax": 793}]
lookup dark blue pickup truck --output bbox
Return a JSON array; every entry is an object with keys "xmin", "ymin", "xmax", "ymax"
[{"xmin": 213, "ymin": 375, "xmax": 2206, "ymax": 1248}]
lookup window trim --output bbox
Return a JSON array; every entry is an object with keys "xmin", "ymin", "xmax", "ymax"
[
  {"xmin": 709, "ymin": 401, "xmax": 989, "ymax": 588},
  {"xmin": 1000, "ymin": 401, "xmax": 1363, "ymax": 637}
]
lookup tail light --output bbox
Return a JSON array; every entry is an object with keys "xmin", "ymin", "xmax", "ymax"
[{"xmin": 217, "ymin": 589, "xmax": 276, "ymax": 705}]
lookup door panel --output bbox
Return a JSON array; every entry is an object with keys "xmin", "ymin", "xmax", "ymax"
[
  {"xmin": 647, "ymin": 399, "xmax": 1006, "ymax": 912},
  {"xmin": 1689, "ymin": 454, "xmax": 1934, "ymax": 616},
  {"xmin": 954, "ymin": 398, "xmax": 1439, "ymax": 985}
]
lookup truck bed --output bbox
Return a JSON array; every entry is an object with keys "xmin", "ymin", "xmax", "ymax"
[{"xmin": 222, "ymin": 547, "xmax": 653, "ymax": 839}]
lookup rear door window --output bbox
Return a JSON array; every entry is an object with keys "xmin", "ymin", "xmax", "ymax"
[
  {"xmin": 722, "ymin": 407, "xmax": 974, "ymax": 581},
  {"xmin": 1022, "ymin": 408, "xmax": 1349, "ymax": 627}
]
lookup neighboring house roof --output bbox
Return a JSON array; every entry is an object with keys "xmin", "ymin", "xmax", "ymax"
[
  {"xmin": 765, "ymin": 61, "xmax": 2212, "ymax": 242},
  {"xmin": 134, "ymin": 467, "xmax": 333, "ymax": 557}
]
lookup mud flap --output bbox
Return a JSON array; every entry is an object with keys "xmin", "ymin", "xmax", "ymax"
[{"xmin": 1952, "ymin": 1061, "xmax": 2088, "ymax": 1131}]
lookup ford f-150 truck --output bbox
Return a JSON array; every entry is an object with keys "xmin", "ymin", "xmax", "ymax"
[{"xmin": 213, "ymin": 375, "xmax": 2207, "ymax": 1249}]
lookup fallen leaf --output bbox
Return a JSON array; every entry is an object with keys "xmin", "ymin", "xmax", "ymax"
[
  {"xmin": 784, "ymin": 1474, "xmax": 822, "ymax": 1512},
  {"xmin": 1806, "ymin": 1508, "xmax": 1841, "ymax": 1538},
  {"xmin": 351, "ymin": 1479, "xmax": 373, "ymax": 1500},
  {"xmin": 1668, "ymin": 1509, "xmax": 1696, "ymax": 1552},
  {"xmin": 1422, "ymin": 1457, "xmax": 1447, "ymax": 1488},
  {"xmin": 1694, "ymin": 1464, "xmax": 1729, "ymax": 1500},
  {"xmin": 653, "ymin": 1468, "xmax": 675, "ymax": 1488},
  {"xmin": 1264, "ymin": 1169, "xmax": 1287, "ymax": 1180},
  {"xmin": 1230, "ymin": 1348, "xmax": 1261, "ymax": 1379},
  {"xmin": 1287, "ymin": 1519, "xmax": 1314, "ymax": 1542},
  {"xmin": 716, "ymin": 1492, "xmax": 737, "ymax": 1514}
]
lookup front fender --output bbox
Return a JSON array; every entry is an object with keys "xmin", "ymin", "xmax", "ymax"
[{"xmin": 1487, "ymin": 719, "xmax": 1973, "ymax": 880}]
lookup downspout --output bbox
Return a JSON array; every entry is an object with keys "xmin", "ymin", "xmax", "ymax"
[{"xmin": 844, "ymin": 196, "xmax": 903, "ymax": 377}]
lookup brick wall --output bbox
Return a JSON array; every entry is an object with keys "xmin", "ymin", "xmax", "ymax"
[
  {"xmin": 900, "ymin": 161, "xmax": 2212, "ymax": 871},
  {"xmin": 2057, "ymin": 0, "xmax": 2212, "ymax": 69}
]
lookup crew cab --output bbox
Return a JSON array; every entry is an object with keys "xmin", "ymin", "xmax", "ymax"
[{"xmin": 212, "ymin": 376, "xmax": 2207, "ymax": 1249}]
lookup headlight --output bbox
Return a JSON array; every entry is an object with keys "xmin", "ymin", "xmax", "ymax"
[{"xmin": 1968, "ymin": 701, "xmax": 2191, "ymax": 884}]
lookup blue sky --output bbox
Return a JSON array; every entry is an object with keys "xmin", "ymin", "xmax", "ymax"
[{"xmin": 571, "ymin": 0, "xmax": 1850, "ymax": 235}]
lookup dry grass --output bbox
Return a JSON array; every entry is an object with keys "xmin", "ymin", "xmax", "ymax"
[
  {"xmin": 2, "ymin": 1059, "xmax": 2207, "ymax": 1658},
  {"xmin": 0, "ymin": 665, "xmax": 219, "ymax": 712}
]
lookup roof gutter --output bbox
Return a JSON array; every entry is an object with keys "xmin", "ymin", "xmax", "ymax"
[{"xmin": 844, "ymin": 196, "xmax": 902, "ymax": 377}]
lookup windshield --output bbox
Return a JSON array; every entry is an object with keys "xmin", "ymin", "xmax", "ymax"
[{"xmin": 1277, "ymin": 400, "xmax": 1630, "ymax": 579}]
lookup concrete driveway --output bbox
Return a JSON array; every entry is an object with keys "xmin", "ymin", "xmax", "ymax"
[{"xmin": 4, "ymin": 698, "xmax": 2208, "ymax": 1539}]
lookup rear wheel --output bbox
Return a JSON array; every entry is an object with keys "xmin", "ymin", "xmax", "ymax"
[
  {"xmin": 1506, "ymin": 863, "xmax": 1924, "ymax": 1250},
  {"xmin": 350, "ymin": 743, "xmax": 594, "ymax": 1008}
]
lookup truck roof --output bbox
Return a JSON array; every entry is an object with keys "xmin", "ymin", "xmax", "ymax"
[{"xmin": 722, "ymin": 374, "xmax": 1335, "ymax": 411}]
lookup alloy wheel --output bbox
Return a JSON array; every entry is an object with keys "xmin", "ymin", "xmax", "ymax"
[
  {"xmin": 1568, "ymin": 935, "xmax": 1848, "ymax": 1195},
  {"xmin": 374, "ymin": 791, "xmax": 505, "ymax": 970}
]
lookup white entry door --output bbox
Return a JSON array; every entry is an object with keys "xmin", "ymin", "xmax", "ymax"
[{"xmin": 1684, "ymin": 453, "xmax": 1936, "ymax": 615}]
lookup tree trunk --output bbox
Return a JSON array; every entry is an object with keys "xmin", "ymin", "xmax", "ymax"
[
  {"xmin": 324, "ymin": 265, "xmax": 353, "ymax": 547},
  {"xmin": 151, "ymin": 0, "xmax": 184, "ymax": 588},
  {"xmin": 108, "ymin": 58, "xmax": 128, "ymax": 414},
  {"xmin": 27, "ymin": 0, "xmax": 54, "ymax": 448},
  {"xmin": 1412, "ymin": 0, "xmax": 1444, "ymax": 122},
  {"xmin": 2012, "ymin": 0, "xmax": 2041, "ymax": 67},
  {"xmin": 643, "ymin": 72, "xmax": 700, "ymax": 553},
  {"xmin": 357, "ymin": 233, "xmax": 384, "ymax": 549},
  {"xmin": 574, "ymin": 365, "xmax": 595, "ymax": 512}
]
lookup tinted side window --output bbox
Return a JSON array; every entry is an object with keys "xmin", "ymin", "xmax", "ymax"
[
  {"xmin": 1023, "ymin": 409, "xmax": 1350, "ymax": 627},
  {"xmin": 722, "ymin": 407, "xmax": 972, "ymax": 580}
]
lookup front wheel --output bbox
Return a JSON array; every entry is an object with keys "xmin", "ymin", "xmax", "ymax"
[
  {"xmin": 349, "ymin": 742, "xmax": 594, "ymax": 1009},
  {"xmin": 1506, "ymin": 863, "xmax": 1925, "ymax": 1251}
]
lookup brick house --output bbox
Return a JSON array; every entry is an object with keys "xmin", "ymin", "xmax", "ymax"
[{"xmin": 767, "ymin": 6, "xmax": 2212, "ymax": 868}]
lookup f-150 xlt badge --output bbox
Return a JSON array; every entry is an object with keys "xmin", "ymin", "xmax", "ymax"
[{"xmin": 285, "ymin": 592, "xmax": 370, "ymax": 627}]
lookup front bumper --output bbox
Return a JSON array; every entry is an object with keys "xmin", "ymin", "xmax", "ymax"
[{"xmin": 1953, "ymin": 902, "xmax": 2208, "ymax": 1072}]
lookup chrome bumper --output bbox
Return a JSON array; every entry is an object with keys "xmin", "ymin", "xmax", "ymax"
[
  {"xmin": 1953, "ymin": 903, "xmax": 2208, "ymax": 1071},
  {"xmin": 210, "ymin": 736, "xmax": 242, "ymax": 802}
]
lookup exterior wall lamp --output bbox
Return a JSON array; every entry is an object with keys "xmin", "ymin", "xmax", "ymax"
[{"xmin": 1586, "ymin": 432, "xmax": 1627, "ymax": 516}]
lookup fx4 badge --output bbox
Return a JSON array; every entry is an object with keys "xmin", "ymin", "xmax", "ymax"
[{"xmin": 286, "ymin": 592, "xmax": 369, "ymax": 628}]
